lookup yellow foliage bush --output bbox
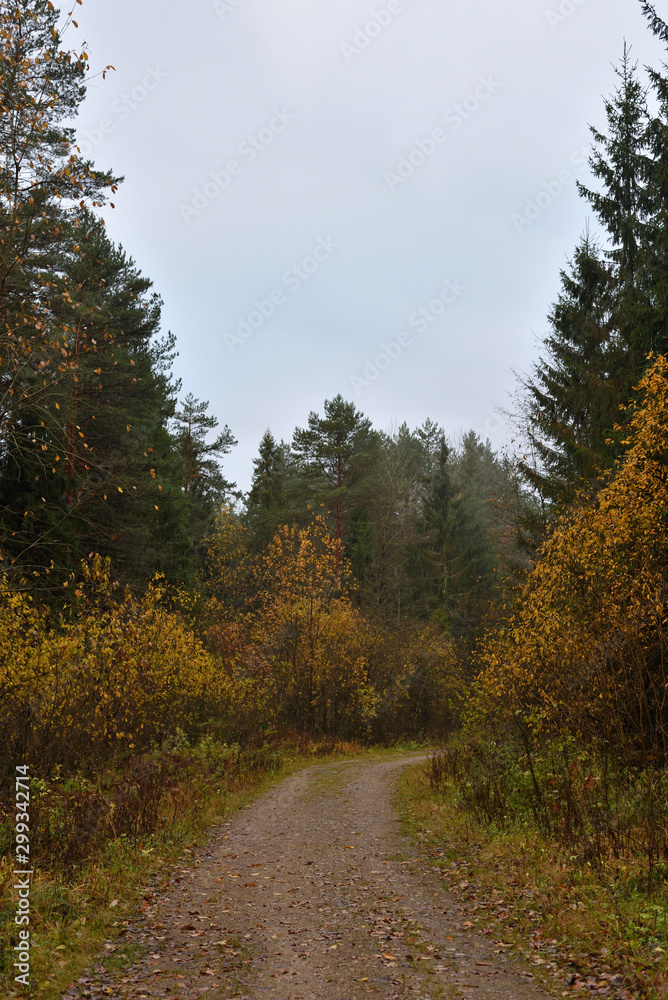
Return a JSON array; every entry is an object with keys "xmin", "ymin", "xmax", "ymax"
[
  {"xmin": 472, "ymin": 354, "xmax": 668, "ymax": 764},
  {"xmin": 251, "ymin": 517, "xmax": 377, "ymax": 734},
  {"xmin": 0, "ymin": 508, "xmax": 462, "ymax": 781},
  {"xmin": 0, "ymin": 556, "xmax": 224, "ymax": 778}
]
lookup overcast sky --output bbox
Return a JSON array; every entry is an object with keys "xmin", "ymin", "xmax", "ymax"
[{"xmin": 69, "ymin": 0, "xmax": 666, "ymax": 493}]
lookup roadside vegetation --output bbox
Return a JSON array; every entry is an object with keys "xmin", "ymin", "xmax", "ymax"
[{"xmin": 400, "ymin": 758, "xmax": 668, "ymax": 999}]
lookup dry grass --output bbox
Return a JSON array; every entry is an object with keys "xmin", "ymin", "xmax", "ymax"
[{"xmin": 397, "ymin": 762, "xmax": 668, "ymax": 1000}]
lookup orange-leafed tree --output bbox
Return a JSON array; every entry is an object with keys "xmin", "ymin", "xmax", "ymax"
[
  {"xmin": 472, "ymin": 354, "xmax": 668, "ymax": 768},
  {"xmin": 248, "ymin": 516, "xmax": 376, "ymax": 736}
]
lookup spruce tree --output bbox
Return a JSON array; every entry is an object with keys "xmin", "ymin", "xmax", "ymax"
[
  {"xmin": 359, "ymin": 423, "xmax": 426, "ymax": 620},
  {"xmin": 420, "ymin": 427, "xmax": 453, "ymax": 609},
  {"xmin": 637, "ymin": 4, "xmax": 668, "ymax": 359},
  {"xmin": 520, "ymin": 234, "xmax": 618, "ymax": 508},
  {"xmin": 577, "ymin": 45, "xmax": 650, "ymax": 301},
  {"xmin": 519, "ymin": 48, "xmax": 651, "ymax": 513},
  {"xmin": 244, "ymin": 430, "xmax": 296, "ymax": 550}
]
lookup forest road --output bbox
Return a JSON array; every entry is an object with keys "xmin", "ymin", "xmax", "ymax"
[{"xmin": 64, "ymin": 754, "xmax": 554, "ymax": 1000}]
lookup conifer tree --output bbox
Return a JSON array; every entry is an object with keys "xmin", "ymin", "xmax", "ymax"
[
  {"xmin": 0, "ymin": 0, "xmax": 118, "ymax": 578},
  {"xmin": 519, "ymin": 47, "xmax": 651, "ymax": 512},
  {"xmin": 519, "ymin": 234, "xmax": 618, "ymax": 508},
  {"xmin": 244, "ymin": 430, "xmax": 296, "ymax": 551},
  {"xmin": 447, "ymin": 433, "xmax": 503, "ymax": 614},
  {"xmin": 292, "ymin": 394, "xmax": 378, "ymax": 582},
  {"xmin": 420, "ymin": 427, "xmax": 453, "ymax": 608},
  {"xmin": 0, "ymin": 207, "xmax": 191, "ymax": 585},
  {"xmin": 637, "ymin": 4, "xmax": 668, "ymax": 358},
  {"xmin": 171, "ymin": 394, "xmax": 237, "ymax": 561},
  {"xmin": 358, "ymin": 423, "xmax": 425, "ymax": 620},
  {"xmin": 578, "ymin": 45, "xmax": 651, "ymax": 302}
]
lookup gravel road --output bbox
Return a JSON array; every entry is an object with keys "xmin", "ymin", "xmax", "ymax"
[{"xmin": 63, "ymin": 754, "xmax": 554, "ymax": 1000}]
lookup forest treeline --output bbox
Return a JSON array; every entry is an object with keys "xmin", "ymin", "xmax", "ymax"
[
  {"xmin": 2, "ymin": 0, "xmax": 668, "ymax": 924},
  {"xmin": 0, "ymin": 0, "xmax": 531, "ymax": 781}
]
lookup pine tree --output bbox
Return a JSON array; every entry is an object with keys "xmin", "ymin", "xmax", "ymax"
[
  {"xmin": 172, "ymin": 394, "xmax": 236, "ymax": 501},
  {"xmin": 60, "ymin": 216, "xmax": 187, "ymax": 585},
  {"xmin": 292, "ymin": 394, "xmax": 378, "ymax": 582},
  {"xmin": 0, "ymin": 0, "xmax": 117, "ymax": 309},
  {"xmin": 0, "ymin": 0, "xmax": 118, "ymax": 578},
  {"xmin": 0, "ymin": 208, "xmax": 191, "ymax": 585}
]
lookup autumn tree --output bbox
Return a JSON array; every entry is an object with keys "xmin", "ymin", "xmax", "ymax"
[{"xmin": 251, "ymin": 516, "xmax": 375, "ymax": 735}]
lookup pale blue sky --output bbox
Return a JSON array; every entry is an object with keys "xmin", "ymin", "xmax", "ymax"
[{"xmin": 71, "ymin": 0, "xmax": 667, "ymax": 491}]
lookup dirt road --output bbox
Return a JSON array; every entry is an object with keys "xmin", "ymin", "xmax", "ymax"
[{"xmin": 64, "ymin": 754, "xmax": 553, "ymax": 1000}]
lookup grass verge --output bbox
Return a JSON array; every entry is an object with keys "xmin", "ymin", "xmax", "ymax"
[{"xmin": 396, "ymin": 760, "xmax": 668, "ymax": 1000}]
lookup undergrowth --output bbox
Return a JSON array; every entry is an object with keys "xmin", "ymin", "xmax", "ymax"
[{"xmin": 398, "ymin": 757, "xmax": 668, "ymax": 1000}]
